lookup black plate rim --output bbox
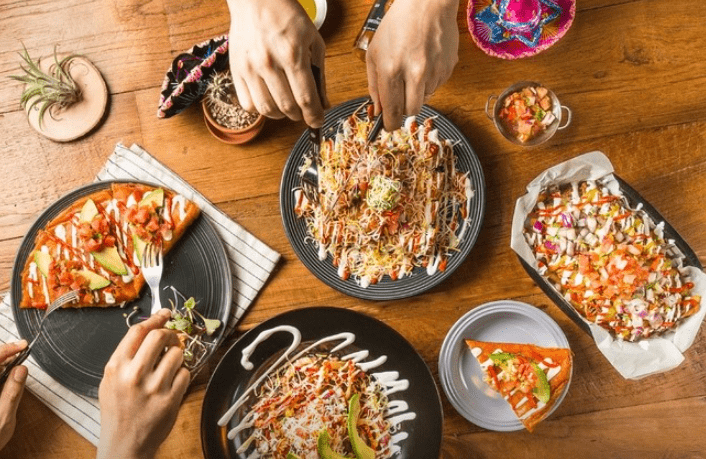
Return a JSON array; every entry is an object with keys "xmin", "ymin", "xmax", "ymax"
[
  {"xmin": 279, "ymin": 97, "xmax": 487, "ymax": 300},
  {"xmin": 200, "ymin": 306, "xmax": 444, "ymax": 459},
  {"xmin": 517, "ymin": 173, "xmax": 703, "ymax": 335},
  {"xmin": 10, "ymin": 179, "xmax": 232, "ymax": 397}
]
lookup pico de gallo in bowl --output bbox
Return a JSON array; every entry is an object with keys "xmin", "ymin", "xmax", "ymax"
[{"xmin": 486, "ymin": 82, "xmax": 571, "ymax": 146}]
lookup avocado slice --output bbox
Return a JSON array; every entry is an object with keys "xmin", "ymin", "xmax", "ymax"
[
  {"xmin": 489, "ymin": 352, "xmax": 515, "ymax": 364},
  {"xmin": 139, "ymin": 188, "xmax": 164, "ymax": 208},
  {"xmin": 286, "ymin": 453, "xmax": 301, "ymax": 459},
  {"xmin": 347, "ymin": 394, "xmax": 375, "ymax": 459},
  {"xmin": 34, "ymin": 250, "xmax": 52, "ymax": 277},
  {"xmin": 75, "ymin": 269, "xmax": 111, "ymax": 290},
  {"xmin": 92, "ymin": 246, "xmax": 128, "ymax": 276},
  {"xmin": 79, "ymin": 198, "xmax": 99, "ymax": 223},
  {"xmin": 531, "ymin": 362, "xmax": 551, "ymax": 403},
  {"xmin": 317, "ymin": 430, "xmax": 354, "ymax": 459},
  {"xmin": 131, "ymin": 232, "xmax": 147, "ymax": 263}
]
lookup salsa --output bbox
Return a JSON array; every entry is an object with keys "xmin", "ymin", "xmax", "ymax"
[{"xmin": 498, "ymin": 85, "xmax": 555, "ymax": 143}]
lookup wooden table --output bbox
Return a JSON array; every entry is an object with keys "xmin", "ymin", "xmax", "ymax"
[{"xmin": 1, "ymin": 0, "xmax": 706, "ymax": 458}]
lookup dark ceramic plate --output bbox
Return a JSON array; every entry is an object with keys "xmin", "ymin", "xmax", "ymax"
[
  {"xmin": 10, "ymin": 180, "xmax": 232, "ymax": 397},
  {"xmin": 518, "ymin": 174, "xmax": 703, "ymax": 335},
  {"xmin": 201, "ymin": 306, "xmax": 443, "ymax": 459},
  {"xmin": 280, "ymin": 97, "xmax": 486, "ymax": 300}
]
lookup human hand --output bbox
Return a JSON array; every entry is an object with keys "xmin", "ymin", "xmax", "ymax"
[
  {"xmin": 97, "ymin": 309, "xmax": 189, "ymax": 459},
  {"xmin": 227, "ymin": 0, "xmax": 329, "ymax": 128},
  {"xmin": 366, "ymin": 0, "xmax": 460, "ymax": 131},
  {"xmin": 0, "ymin": 341, "xmax": 28, "ymax": 451}
]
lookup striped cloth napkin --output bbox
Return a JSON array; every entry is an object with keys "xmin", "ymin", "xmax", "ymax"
[{"xmin": 0, "ymin": 143, "xmax": 280, "ymax": 445}]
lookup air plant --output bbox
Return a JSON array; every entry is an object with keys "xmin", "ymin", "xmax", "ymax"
[{"xmin": 9, "ymin": 45, "xmax": 83, "ymax": 129}]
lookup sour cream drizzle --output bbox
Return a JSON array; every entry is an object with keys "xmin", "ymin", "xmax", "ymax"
[
  {"xmin": 40, "ymin": 246, "xmax": 51, "ymax": 301},
  {"xmin": 217, "ymin": 325, "xmax": 416, "ymax": 452},
  {"xmin": 28, "ymin": 262, "xmax": 37, "ymax": 298},
  {"xmin": 171, "ymin": 195, "xmax": 186, "ymax": 221}
]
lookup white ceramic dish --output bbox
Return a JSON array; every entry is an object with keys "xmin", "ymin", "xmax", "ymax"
[
  {"xmin": 310, "ymin": 0, "xmax": 327, "ymax": 29},
  {"xmin": 438, "ymin": 300, "xmax": 571, "ymax": 431}
]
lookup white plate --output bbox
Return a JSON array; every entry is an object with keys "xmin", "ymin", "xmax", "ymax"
[{"xmin": 438, "ymin": 300, "xmax": 571, "ymax": 431}]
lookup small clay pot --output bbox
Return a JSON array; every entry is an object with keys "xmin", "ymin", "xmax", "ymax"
[{"xmin": 202, "ymin": 99, "xmax": 265, "ymax": 145}]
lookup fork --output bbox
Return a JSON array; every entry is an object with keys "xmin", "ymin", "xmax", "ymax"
[
  {"xmin": 0, "ymin": 289, "xmax": 79, "ymax": 385},
  {"xmin": 142, "ymin": 242, "xmax": 164, "ymax": 315},
  {"xmin": 301, "ymin": 64, "xmax": 324, "ymax": 204}
]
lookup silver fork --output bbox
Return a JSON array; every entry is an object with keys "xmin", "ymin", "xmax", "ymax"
[
  {"xmin": 301, "ymin": 153, "xmax": 320, "ymax": 205},
  {"xmin": 301, "ymin": 64, "xmax": 324, "ymax": 205},
  {"xmin": 142, "ymin": 242, "xmax": 164, "ymax": 315},
  {"xmin": 0, "ymin": 289, "xmax": 79, "ymax": 385}
]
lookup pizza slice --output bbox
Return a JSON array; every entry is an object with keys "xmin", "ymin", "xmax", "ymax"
[
  {"xmin": 19, "ymin": 183, "xmax": 200, "ymax": 309},
  {"xmin": 465, "ymin": 339, "xmax": 572, "ymax": 432},
  {"xmin": 110, "ymin": 183, "xmax": 200, "ymax": 260}
]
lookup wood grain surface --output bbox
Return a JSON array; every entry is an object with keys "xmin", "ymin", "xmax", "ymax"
[{"xmin": 1, "ymin": 0, "xmax": 705, "ymax": 458}]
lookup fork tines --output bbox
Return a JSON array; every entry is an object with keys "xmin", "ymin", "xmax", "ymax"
[
  {"xmin": 144, "ymin": 242, "xmax": 163, "ymax": 267},
  {"xmin": 54, "ymin": 289, "xmax": 80, "ymax": 308}
]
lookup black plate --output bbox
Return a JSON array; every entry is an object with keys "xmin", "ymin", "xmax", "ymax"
[
  {"xmin": 280, "ymin": 97, "xmax": 486, "ymax": 300},
  {"xmin": 518, "ymin": 174, "xmax": 703, "ymax": 335},
  {"xmin": 10, "ymin": 180, "xmax": 232, "ymax": 397},
  {"xmin": 201, "ymin": 306, "xmax": 443, "ymax": 459}
]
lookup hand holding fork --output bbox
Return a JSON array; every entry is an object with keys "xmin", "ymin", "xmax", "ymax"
[{"xmin": 0, "ymin": 289, "xmax": 79, "ymax": 386}]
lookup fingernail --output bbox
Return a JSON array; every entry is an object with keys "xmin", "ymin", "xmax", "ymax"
[
  {"xmin": 13, "ymin": 365, "xmax": 27, "ymax": 383},
  {"xmin": 16, "ymin": 340, "xmax": 28, "ymax": 348}
]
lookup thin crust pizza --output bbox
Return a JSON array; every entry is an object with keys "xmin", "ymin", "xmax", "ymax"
[
  {"xmin": 20, "ymin": 183, "xmax": 200, "ymax": 309},
  {"xmin": 465, "ymin": 339, "xmax": 572, "ymax": 432}
]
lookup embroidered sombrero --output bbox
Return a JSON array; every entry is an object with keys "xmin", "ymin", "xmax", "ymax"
[
  {"xmin": 467, "ymin": 0, "xmax": 575, "ymax": 60},
  {"xmin": 157, "ymin": 36, "xmax": 229, "ymax": 118}
]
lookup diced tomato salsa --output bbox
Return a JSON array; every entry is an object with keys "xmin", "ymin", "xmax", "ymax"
[{"xmin": 498, "ymin": 85, "xmax": 555, "ymax": 143}]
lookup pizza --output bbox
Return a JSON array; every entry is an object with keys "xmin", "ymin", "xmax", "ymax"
[
  {"xmin": 524, "ymin": 179, "xmax": 701, "ymax": 341},
  {"xmin": 19, "ymin": 183, "xmax": 200, "ymax": 309},
  {"xmin": 465, "ymin": 339, "xmax": 572, "ymax": 432}
]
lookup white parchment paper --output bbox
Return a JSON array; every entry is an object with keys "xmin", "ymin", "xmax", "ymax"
[{"xmin": 510, "ymin": 151, "xmax": 706, "ymax": 379}]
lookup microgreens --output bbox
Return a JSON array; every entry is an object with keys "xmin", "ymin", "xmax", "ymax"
[{"xmin": 163, "ymin": 287, "xmax": 222, "ymax": 369}]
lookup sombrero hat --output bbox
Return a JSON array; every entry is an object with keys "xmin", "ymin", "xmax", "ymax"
[
  {"xmin": 467, "ymin": 0, "xmax": 576, "ymax": 60},
  {"xmin": 157, "ymin": 36, "xmax": 229, "ymax": 118}
]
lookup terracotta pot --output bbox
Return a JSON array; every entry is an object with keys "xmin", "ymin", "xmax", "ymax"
[{"xmin": 202, "ymin": 99, "xmax": 265, "ymax": 145}]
